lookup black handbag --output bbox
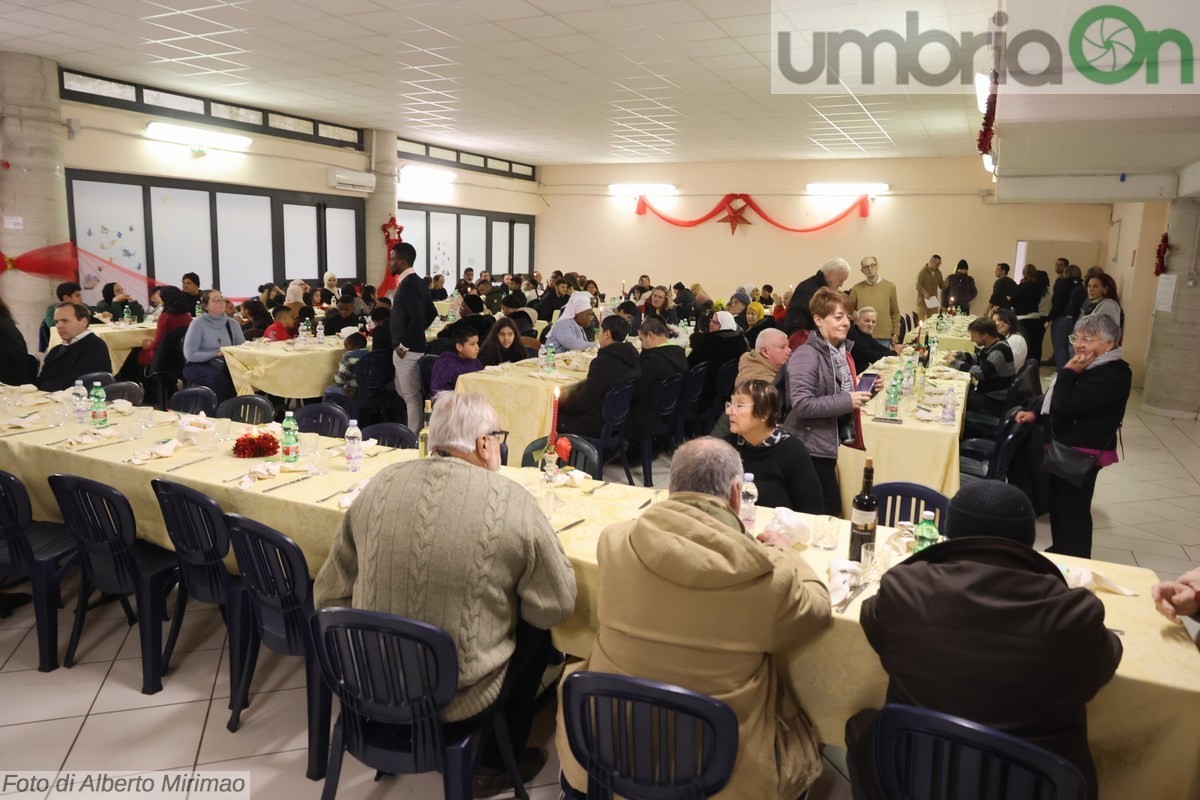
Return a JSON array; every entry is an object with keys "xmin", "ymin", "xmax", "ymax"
[{"xmin": 1040, "ymin": 419, "xmax": 1118, "ymax": 487}]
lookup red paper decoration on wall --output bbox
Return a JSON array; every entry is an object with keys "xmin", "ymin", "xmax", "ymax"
[
  {"xmin": 0, "ymin": 242, "xmax": 78, "ymax": 280},
  {"xmin": 635, "ymin": 193, "xmax": 870, "ymax": 235}
]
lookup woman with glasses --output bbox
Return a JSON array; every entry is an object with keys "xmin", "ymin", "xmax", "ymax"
[
  {"xmin": 726, "ymin": 380, "xmax": 824, "ymax": 514},
  {"xmin": 182, "ymin": 289, "xmax": 245, "ymax": 402},
  {"xmin": 1015, "ymin": 313, "xmax": 1131, "ymax": 557}
]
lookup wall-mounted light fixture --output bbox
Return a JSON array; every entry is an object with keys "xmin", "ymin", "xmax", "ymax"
[
  {"xmin": 806, "ymin": 183, "xmax": 889, "ymax": 197},
  {"xmin": 144, "ymin": 122, "xmax": 252, "ymax": 153},
  {"xmin": 608, "ymin": 184, "xmax": 677, "ymax": 196}
]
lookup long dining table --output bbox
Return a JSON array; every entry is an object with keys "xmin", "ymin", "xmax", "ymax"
[
  {"xmin": 220, "ymin": 337, "xmax": 347, "ymax": 400},
  {"xmin": 47, "ymin": 319, "xmax": 158, "ymax": 374}
]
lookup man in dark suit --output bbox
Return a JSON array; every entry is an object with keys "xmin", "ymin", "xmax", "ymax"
[
  {"xmin": 782, "ymin": 258, "xmax": 851, "ymax": 335},
  {"xmin": 388, "ymin": 242, "xmax": 437, "ymax": 427},
  {"xmin": 37, "ymin": 302, "xmax": 111, "ymax": 392},
  {"xmin": 845, "ymin": 480, "xmax": 1121, "ymax": 800}
]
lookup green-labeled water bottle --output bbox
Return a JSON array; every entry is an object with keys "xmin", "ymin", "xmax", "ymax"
[
  {"xmin": 88, "ymin": 382, "xmax": 108, "ymax": 427},
  {"xmin": 121, "ymin": 305, "xmax": 132, "ymax": 326},
  {"xmin": 195, "ymin": 300, "xmax": 202, "ymax": 316},
  {"xmin": 913, "ymin": 510, "xmax": 939, "ymax": 553},
  {"xmin": 884, "ymin": 376, "xmax": 901, "ymax": 419},
  {"xmin": 281, "ymin": 411, "xmax": 299, "ymax": 462}
]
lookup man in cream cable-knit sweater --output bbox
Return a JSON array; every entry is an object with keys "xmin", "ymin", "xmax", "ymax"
[{"xmin": 315, "ymin": 392, "xmax": 576, "ymax": 794}]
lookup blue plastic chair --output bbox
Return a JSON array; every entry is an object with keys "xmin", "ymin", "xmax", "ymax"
[
  {"xmin": 703, "ymin": 359, "xmax": 740, "ymax": 432},
  {"xmin": 874, "ymin": 704, "xmax": 1087, "ymax": 800},
  {"xmin": 418, "ymin": 353, "xmax": 439, "ymax": 404},
  {"xmin": 0, "ymin": 471, "xmax": 78, "ymax": 671},
  {"xmin": 151, "ymin": 479, "xmax": 251, "ymax": 706},
  {"xmin": 224, "ymin": 513, "xmax": 330, "ymax": 780},
  {"xmin": 47, "ymin": 474, "xmax": 182, "ymax": 694},
  {"xmin": 362, "ymin": 422, "xmax": 417, "ymax": 449},
  {"xmin": 168, "ymin": 385, "xmax": 218, "ymax": 416},
  {"xmin": 960, "ymin": 408, "xmax": 1033, "ymax": 485},
  {"xmin": 348, "ymin": 350, "xmax": 396, "ymax": 423},
  {"xmin": 521, "ymin": 434, "xmax": 601, "ymax": 478},
  {"xmin": 873, "ymin": 481, "xmax": 950, "ymax": 534},
  {"xmin": 561, "ymin": 671, "xmax": 739, "ymax": 800},
  {"xmin": 581, "ymin": 382, "xmax": 635, "ymax": 486},
  {"xmin": 310, "ymin": 608, "xmax": 528, "ymax": 800},
  {"xmin": 629, "ymin": 373, "xmax": 684, "ymax": 487},
  {"xmin": 216, "ymin": 394, "xmax": 276, "ymax": 425},
  {"xmin": 103, "ymin": 381, "xmax": 144, "ymax": 405},
  {"xmin": 294, "ymin": 402, "xmax": 351, "ymax": 438},
  {"xmin": 672, "ymin": 362, "xmax": 708, "ymax": 444}
]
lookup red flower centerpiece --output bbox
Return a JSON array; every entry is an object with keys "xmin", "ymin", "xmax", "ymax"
[{"xmin": 233, "ymin": 430, "xmax": 279, "ymax": 458}]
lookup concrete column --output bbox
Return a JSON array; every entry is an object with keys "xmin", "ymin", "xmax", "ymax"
[
  {"xmin": 1142, "ymin": 198, "xmax": 1200, "ymax": 419},
  {"xmin": 362, "ymin": 129, "xmax": 398, "ymax": 289},
  {"xmin": 0, "ymin": 51, "xmax": 69, "ymax": 353}
]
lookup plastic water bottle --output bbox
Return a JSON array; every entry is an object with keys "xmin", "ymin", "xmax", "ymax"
[
  {"xmin": 88, "ymin": 382, "xmax": 108, "ymax": 427},
  {"xmin": 344, "ymin": 419, "xmax": 362, "ymax": 473},
  {"xmin": 940, "ymin": 386, "xmax": 956, "ymax": 425},
  {"xmin": 901, "ymin": 362, "xmax": 914, "ymax": 395},
  {"xmin": 281, "ymin": 411, "xmax": 299, "ymax": 462},
  {"xmin": 315, "ymin": 319, "xmax": 325, "ymax": 345},
  {"xmin": 885, "ymin": 376, "xmax": 901, "ymax": 419},
  {"xmin": 195, "ymin": 300, "xmax": 202, "ymax": 316},
  {"xmin": 121, "ymin": 305, "xmax": 132, "ymax": 327},
  {"xmin": 70, "ymin": 380, "xmax": 89, "ymax": 424},
  {"xmin": 913, "ymin": 510, "xmax": 939, "ymax": 553},
  {"xmin": 545, "ymin": 343, "xmax": 556, "ymax": 373},
  {"xmin": 739, "ymin": 473, "xmax": 758, "ymax": 530}
]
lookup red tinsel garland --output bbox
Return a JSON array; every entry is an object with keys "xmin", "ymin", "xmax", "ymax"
[
  {"xmin": 636, "ymin": 193, "xmax": 870, "ymax": 234},
  {"xmin": 233, "ymin": 431, "xmax": 279, "ymax": 458},
  {"xmin": 977, "ymin": 69, "xmax": 998, "ymax": 156},
  {"xmin": 0, "ymin": 242, "xmax": 78, "ymax": 281},
  {"xmin": 1155, "ymin": 232, "xmax": 1169, "ymax": 276}
]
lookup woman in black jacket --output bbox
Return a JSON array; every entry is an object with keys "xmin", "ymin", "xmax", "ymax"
[
  {"xmin": 687, "ymin": 311, "xmax": 748, "ymax": 411},
  {"xmin": 727, "ymin": 379, "xmax": 824, "ymax": 514},
  {"xmin": 1011, "ymin": 264, "xmax": 1048, "ymax": 366},
  {"xmin": 0, "ymin": 292, "xmax": 33, "ymax": 385},
  {"xmin": 1015, "ymin": 313, "xmax": 1131, "ymax": 557}
]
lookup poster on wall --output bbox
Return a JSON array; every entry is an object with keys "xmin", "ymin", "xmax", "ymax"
[{"xmin": 71, "ymin": 180, "xmax": 150, "ymax": 308}]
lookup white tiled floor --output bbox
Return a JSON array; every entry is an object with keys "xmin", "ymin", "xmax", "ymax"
[{"xmin": 0, "ymin": 389, "xmax": 1194, "ymax": 798}]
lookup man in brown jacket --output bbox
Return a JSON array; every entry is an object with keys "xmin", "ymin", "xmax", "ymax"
[
  {"xmin": 845, "ymin": 480, "xmax": 1122, "ymax": 800},
  {"xmin": 556, "ymin": 438, "xmax": 832, "ymax": 799}
]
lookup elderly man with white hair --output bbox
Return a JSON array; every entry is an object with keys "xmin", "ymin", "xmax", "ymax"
[
  {"xmin": 555, "ymin": 437, "xmax": 832, "ymax": 800},
  {"xmin": 847, "ymin": 306, "xmax": 902, "ymax": 374},
  {"xmin": 314, "ymin": 392, "xmax": 577, "ymax": 795},
  {"xmin": 782, "ymin": 257, "xmax": 852, "ymax": 336},
  {"xmin": 545, "ymin": 290, "xmax": 597, "ymax": 352}
]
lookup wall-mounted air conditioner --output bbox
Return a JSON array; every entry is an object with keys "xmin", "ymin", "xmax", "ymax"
[{"xmin": 327, "ymin": 167, "xmax": 376, "ymax": 193}]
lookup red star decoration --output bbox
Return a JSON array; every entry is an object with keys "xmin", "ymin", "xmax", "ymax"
[
  {"xmin": 380, "ymin": 214, "xmax": 403, "ymax": 244},
  {"xmin": 717, "ymin": 201, "xmax": 751, "ymax": 235}
]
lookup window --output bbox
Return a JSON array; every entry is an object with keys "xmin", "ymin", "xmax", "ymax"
[
  {"xmin": 395, "ymin": 137, "xmax": 536, "ymax": 182},
  {"xmin": 396, "ymin": 202, "xmax": 535, "ymax": 279}
]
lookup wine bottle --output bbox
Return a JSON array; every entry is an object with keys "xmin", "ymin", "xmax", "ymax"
[{"xmin": 849, "ymin": 457, "xmax": 877, "ymax": 563}]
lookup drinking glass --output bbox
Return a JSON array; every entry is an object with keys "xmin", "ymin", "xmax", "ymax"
[
  {"xmin": 863, "ymin": 543, "xmax": 889, "ymax": 582},
  {"xmin": 2, "ymin": 385, "xmax": 18, "ymax": 409},
  {"xmin": 300, "ymin": 432, "xmax": 320, "ymax": 458},
  {"xmin": 215, "ymin": 418, "xmax": 233, "ymax": 441},
  {"xmin": 135, "ymin": 406, "xmax": 154, "ymax": 431},
  {"xmin": 196, "ymin": 427, "xmax": 218, "ymax": 454},
  {"xmin": 47, "ymin": 402, "xmax": 69, "ymax": 427},
  {"xmin": 309, "ymin": 447, "xmax": 331, "ymax": 476},
  {"xmin": 813, "ymin": 515, "xmax": 840, "ymax": 550}
]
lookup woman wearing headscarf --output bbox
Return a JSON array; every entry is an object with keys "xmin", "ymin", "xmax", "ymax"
[
  {"xmin": 284, "ymin": 279, "xmax": 307, "ymax": 314},
  {"xmin": 545, "ymin": 291, "xmax": 597, "ymax": 352},
  {"xmin": 94, "ymin": 282, "xmax": 144, "ymax": 321},
  {"xmin": 687, "ymin": 310, "xmax": 749, "ymax": 412}
]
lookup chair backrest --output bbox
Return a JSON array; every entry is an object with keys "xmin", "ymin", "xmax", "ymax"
[
  {"xmin": 362, "ymin": 422, "xmax": 417, "ymax": 449},
  {"xmin": 310, "ymin": 608, "xmax": 459, "ymax": 772},
  {"xmin": 293, "ymin": 402, "xmax": 350, "ymax": 437},
  {"xmin": 103, "ymin": 381, "xmax": 145, "ymax": 405},
  {"xmin": 0, "ymin": 470, "xmax": 37, "ymax": 576},
  {"xmin": 712, "ymin": 359, "xmax": 739, "ymax": 407},
  {"xmin": 874, "ymin": 704, "xmax": 1087, "ymax": 800},
  {"xmin": 353, "ymin": 349, "xmax": 394, "ymax": 394},
  {"xmin": 646, "ymin": 374, "xmax": 685, "ymax": 437},
  {"xmin": 1005, "ymin": 360, "xmax": 1038, "ymax": 406},
  {"xmin": 78, "ymin": 371, "xmax": 114, "ymax": 388},
  {"xmin": 595, "ymin": 382, "xmax": 636, "ymax": 451},
  {"xmin": 520, "ymin": 335, "xmax": 541, "ymax": 352},
  {"xmin": 678, "ymin": 362, "xmax": 709, "ymax": 421},
  {"xmin": 988, "ymin": 409, "xmax": 1034, "ymax": 480},
  {"xmin": 562, "ymin": 671, "xmax": 739, "ymax": 800},
  {"xmin": 47, "ymin": 474, "xmax": 141, "ymax": 596},
  {"xmin": 418, "ymin": 353, "xmax": 439, "ymax": 401},
  {"xmin": 169, "ymin": 385, "xmax": 219, "ymax": 416},
  {"xmin": 151, "ymin": 479, "xmax": 232, "ymax": 606},
  {"xmin": 873, "ymin": 481, "xmax": 950, "ymax": 533},
  {"xmin": 216, "ymin": 394, "xmax": 275, "ymax": 425},
  {"xmin": 224, "ymin": 513, "xmax": 313, "ymax": 656},
  {"xmin": 150, "ymin": 327, "xmax": 188, "ymax": 380},
  {"xmin": 521, "ymin": 434, "xmax": 601, "ymax": 476}
]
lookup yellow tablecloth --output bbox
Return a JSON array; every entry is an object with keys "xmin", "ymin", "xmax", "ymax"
[
  {"xmin": 48, "ymin": 321, "xmax": 158, "ymax": 373},
  {"xmin": 434, "ymin": 300, "xmax": 451, "ymax": 316},
  {"xmin": 221, "ymin": 339, "xmax": 345, "ymax": 399},
  {"xmin": 544, "ymin": 496, "xmax": 1200, "ymax": 800},
  {"xmin": 837, "ymin": 366, "xmax": 971, "ymax": 515},
  {"xmin": 455, "ymin": 361, "xmax": 583, "ymax": 466},
  {"xmin": 907, "ymin": 315, "xmax": 974, "ymax": 354}
]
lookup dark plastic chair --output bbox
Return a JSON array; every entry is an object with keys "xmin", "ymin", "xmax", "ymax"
[
  {"xmin": 348, "ymin": 350, "xmax": 396, "ymax": 424},
  {"xmin": 103, "ymin": 381, "xmax": 144, "ymax": 405},
  {"xmin": 47, "ymin": 474, "xmax": 181, "ymax": 694},
  {"xmin": 672, "ymin": 362, "xmax": 708, "ymax": 444},
  {"xmin": 216, "ymin": 394, "xmax": 276, "ymax": 425},
  {"xmin": 874, "ymin": 704, "xmax": 1087, "ymax": 800},
  {"xmin": 224, "ymin": 513, "xmax": 330, "ymax": 780},
  {"xmin": 77, "ymin": 371, "xmax": 115, "ymax": 388},
  {"xmin": 151, "ymin": 480, "xmax": 251, "ymax": 705},
  {"xmin": 361, "ymin": 422, "xmax": 417, "ymax": 449},
  {"xmin": 0, "ymin": 471, "xmax": 78, "ymax": 671},
  {"xmin": 521, "ymin": 434, "xmax": 601, "ymax": 477},
  {"xmin": 964, "ymin": 361, "xmax": 1037, "ymax": 440},
  {"xmin": 703, "ymin": 359, "xmax": 740, "ymax": 432},
  {"xmin": 960, "ymin": 408, "xmax": 1033, "ymax": 485},
  {"xmin": 418, "ymin": 353, "xmax": 439, "ymax": 404},
  {"xmin": 310, "ymin": 608, "xmax": 528, "ymax": 800},
  {"xmin": 145, "ymin": 327, "xmax": 188, "ymax": 410},
  {"xmin": 38, "ymin": 321, "xmax": 50, "ymax": 353},
  {"xmin": 294, "ymin": 403, "xmax": 350, "ymax": 438},
  {"xmin": 628, "ymin": 374, "xmax": 684, "ymax": 487},
  {"xmin": 168, "ymin": 385, "xmax": 218, "ymax": 416},
  {"xmin": 561, "ymin": 671, "xmax": 739, "ymax": 800},
  {"xmin": 897, "ymin": 316, "xmax": 909, "ymax": 344},
  {"xmin": 873, "ymin": 481, "xmax": 950, "ymax": 534},
  {"xmin": 581, "ymin": 382, "xmax": 636, "ymax": 486}
]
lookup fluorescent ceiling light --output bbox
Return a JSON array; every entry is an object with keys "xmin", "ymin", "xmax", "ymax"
[
  {"xmin": 400, "ymin": 165, "xmax": 456, "ymax": 184},
  {"xmin": 975, "ymin": 72, "xmax": 991, "ymax": 114},
  {"xmin": 608, "ymin": 183, "xmax": 677, "ymax": 196},
  {"xmin": 144, "ymin": 121, "xmax": 251, "ymax": 150},
  {"xmin": 982, "ymin": 153, "xmax": 996, "ymax": 174},
  {"xmin": 806, "ymin": 183, "xmax": 889, "ymax": 196}
]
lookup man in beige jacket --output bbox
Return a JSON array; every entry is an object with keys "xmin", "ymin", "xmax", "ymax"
[{"xmin": 556, "ymin": 438, "xmax": 832, "ymax": 799}]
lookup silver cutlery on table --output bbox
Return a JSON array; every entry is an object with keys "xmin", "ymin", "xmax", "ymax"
[
  {"xmin": 165, "ymin": 456, "xmax": 212, "ymax": 473},
  {"xmin": 835, "ymin": 583, "xmax": 868, "ymax": 614},
  {"xmin": 75, "ymin": 438, "xmax": 130, "ymax": 452},
  {"xmin": 0, "ymin": 426, "xmax": 56, "ymax": 438},
  {"xmin": 584, "ymin": 482, "xmax": 608, "ymax": 495},
  {"xmin": 637, "ymin": 498, "xmax": 653, "ymax": 509},
  {"xmin": 262, "ymin": 474, "xmax": 313, "ymax": 493},
  {"xmin": 556, "ymin": 519, "xmax": 585, "ymax": 533},
  {"xmin": 318, "ymin": 489, "xmax": 347, "ymax": 503}
]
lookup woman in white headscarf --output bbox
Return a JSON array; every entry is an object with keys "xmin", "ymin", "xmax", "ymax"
[
  {"xmin": 687, "ymin": 309, "xmax": 749, "ymax": 412},
  {"xmin": 284, "ymin": 279, "xmax": 307, "ymax": 312},
  {"xmin": 323, "ymin": 271, "xmax": 339, "ymax": 292},
  {"xmin": 545, "ymin": 291, "xmax": 597, "ymax": 352}
]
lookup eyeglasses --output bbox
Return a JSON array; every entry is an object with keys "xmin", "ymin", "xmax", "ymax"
[
  {"xmin": 486, "ymin": 430, "xmax": 509, "ymax": 445},
  {"xmin": 724, "ymin": 402, "xmax": 751, "ymax": 413},
  {"xmin": 1068, "ymin": 334, "xmax": 1100, "ymax": 345}
]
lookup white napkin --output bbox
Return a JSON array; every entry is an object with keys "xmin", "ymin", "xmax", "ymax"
[
  {"xmin": 548, "ymin": 469, "xmax": 588, "ymax": 488},
  {"xmin": 110, "ymin": 399, "xmax": 134, "ymax": 415},
  {"xmin": 884, "ymin": 527, "xmax": 916, "ymax": 558},
  {"xmin": 281, "ymin": 460, "xmax": 311, "ymax": 473},
  {"xmin": 827, "ymin": 559, "xmax": 864, "ymax": 608},
  {"xmin": 339, "ymin": 478, "xmax": 372, "ymax": 508},
  {"xmin": 914, "ymin": 409, "xmax": 940, "ymax": 422},
  {"xmin": 762, "ymin": 507, "xmax": 810, "ymax": 546},
  {"xmin": 532, "ymin": 371, "xmax": 573, "ymax": 381},
  {"xmin": 48, "ymin": 390, "xmax": 73, "ymax": 403},
  {"xmin": 237, "ymin": 462, "xmax": 281, "ymax": 490},
  {"xmin": 1062, "ymin": 565, "xmax": 1138, "ymax": 596},
  {"xmin": 1, "ymin": 413, "xmax": 40, "ymax": 429},
  {"xmin": 18, "ymin": 384, "xmax": 38, "ymax": 394},
  {"xmin": 64, "ymin": 427, "xmax": 122, "ymax": 448},
  {"xmin": 128, "ymin": 439, "xmax": 180, "ymax": 465},
  {"xmin": 483, "ymin": 365, "xmax": 505, "ymax": 374}
]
